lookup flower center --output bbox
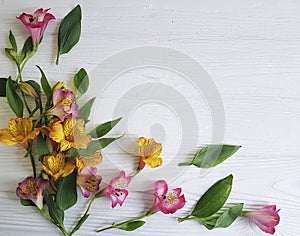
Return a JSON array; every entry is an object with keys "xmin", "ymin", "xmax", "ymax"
[
  {"xmin": 22, "ymin": 182, "xmax": 37, "ymax": 195},
  {"xmin": 62, "ymin": 97, "xmax": 72, "ymax": 108},
  {"xmin": 85, "ymin": 175, "xmax": 97, "ymax": 191},
  {"xmin": 113, "ymin": 178, "xmax": 127, "ymax": 189},
  {"xmin": 163, "ymin": 192, "xmax": 178, "ymax": 206}
]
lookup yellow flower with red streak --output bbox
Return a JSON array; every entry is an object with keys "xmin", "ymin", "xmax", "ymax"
[
  {"xmin": 137, "ymin": 137, "xmax": 163, "ymax": 169},
  {"xmin": 46, "ymin": 118, "xmax": 91, "ymax": 151},
  {"xmin": 42, "ymin": 152, "xmax": 75, "ymax": 181},
  {"xmin": 0, "ymin": 117, "xmax": 39, "ymax": 148}
]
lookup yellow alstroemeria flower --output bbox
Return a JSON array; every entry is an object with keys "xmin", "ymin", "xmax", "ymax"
[
  {"xmin": 0, "ymin": 117, "xmax": 39, "ymax": 148},
  {"xmin": 47, "ymin": 118, "xmax": 91, "ymax": 151},
  {"xmin": 137, "ymin": 137, "xmax": 163, "ymax": 168},
  {"xmin": 75, "ymin": 150, "xmax": 103, "ymax": 173},
  {"xmin": 43, "ymin": 152, "xmax": 75, "ymax": 181}
]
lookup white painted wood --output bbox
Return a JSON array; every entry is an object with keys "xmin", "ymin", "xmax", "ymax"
[{"xmin": 0, "ymin": 0, "xmax": 299, "ymax": 235}]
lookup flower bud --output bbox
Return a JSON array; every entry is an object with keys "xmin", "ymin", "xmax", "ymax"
[
  {"xmin": 18, "ymin": 82, "xmax": 39, "ymax": 99},
  {"xmin": 52, "ymin": 81, "xmax": 65, "ymax": 92},
  {"xmin": 5, "ymin": 48, "xmax": 17, "ymax": 62}
]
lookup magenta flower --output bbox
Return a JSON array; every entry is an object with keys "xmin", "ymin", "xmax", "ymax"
[
  {"xmin": 48, "ymin": 89, "xmax": 79, "ymax": 121},
  {"xmin": 16, "ymin": 176, "xmax": 49, "ymax": 210},
  {"xmin": 151, "ymin": 180, "xmax": 185, "ymax": 214},
  {"xmin": 103, "ymin": 171, "xmax": 131, "ymax": 208},
  {"xmin": 17, "ymin": 8, "xmax": 55, "ymax": 46},
  {"xmin": 77, "ymin": 166, "xmax": 102, "ymax": 198},
  {"xmin": 243, "ymin": 205, "xmax": 280, "ymax": 234}
]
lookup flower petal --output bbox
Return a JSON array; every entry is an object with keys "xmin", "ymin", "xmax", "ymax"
[{"xmin": 154, "ymin": 180, "xmax": 168, "ymax": 197}]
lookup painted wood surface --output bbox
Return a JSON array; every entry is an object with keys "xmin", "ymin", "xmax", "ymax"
[{"xmin": 0, "ymin": 1, "xmax": 299, "ymax": 235}]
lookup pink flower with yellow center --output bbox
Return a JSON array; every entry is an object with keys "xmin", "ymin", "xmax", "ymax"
[
  {"xmin": 102, "ymin": 171, "xmax": 131, "ymax": 208},
  {"xmin": 17, "ymin": 8, "xmax": 55, "ymax": 46},
  {"xmin": 48, "ymin": 89, "xmax": 79, "ymax": 122},
  {"xmin": 0, "ymin": 117, "xmax": 39, "ymax": 149},
  {"xmin": 77, "ymin": 166, "xmax": 102, "ymax": 198},
  {"xmin": 16, "ymin": 176, "xmax": 49, "ymax": 210},
  {"xmin": 151, "ymin": 180, "xmax": 185, "ymax": 214},
  {"xmin": 243, "ymin": 205, "xmax": 280, "ymax": 234}
]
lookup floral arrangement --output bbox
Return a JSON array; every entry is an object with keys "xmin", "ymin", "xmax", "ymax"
[{"xmin": 0, "ymin": 5, "xmax": 280, "ymax": 236}]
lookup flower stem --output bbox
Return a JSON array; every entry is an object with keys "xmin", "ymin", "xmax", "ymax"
[
  {"xmin": 177, "ymin": 162, "xmax": 191, "ymax": 166},
  {"xmin": 177, "ymin": 215, "xmax": 203, "ymax": 223},
  {"xmin": 96, "ymin": 210, "xmax": 155, "ymax": 233},
  {"xmin": 69, "ymin": 194, "xmax": 99, "ymax": 236},
  {"xmin": 39, "ymin": 209, "xmax": 70, "ymax": 236},
  {"xmin": 27, "ymin": 142, "xmax": 36, "ymax": 178}
]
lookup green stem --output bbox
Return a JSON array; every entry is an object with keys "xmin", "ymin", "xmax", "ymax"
[
  {"xmin": 16, "ymin": 63, "xmax": 22, "ymax": 82},
  {"xmin": 20, "ymin": 46, "xmax": 37, "ymax": 72},
  {"xmin": 177, "ymin": 162, "xmax": 192, "ymax": 166},
  {"xmin": 96, "ymin": 210, "xmax": 155, "ymax": 233},
  {"xmin": 56, "ymin": 54, "xmax": 59, "ymax": 65},
  {"xmin": 22, "ymin": 91, "xmax": 32, "ymax": 115},
  {"xmin": 69, "ymin": 194, "xmax": 98, "ymax": 236},
  {"xmin": 177, "ymin": 215, "xmax": 203, "ymax": 223},
  {"xmin": 27, "ymin": 142, "xmax": 36, "ymax": 178},
  {"xmin": 39, "ymin": 209, "xmax": 70, "ymax": 236}
]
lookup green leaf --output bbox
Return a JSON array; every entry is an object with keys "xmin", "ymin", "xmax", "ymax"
[
  {"xmin": 56, "ymin": 171, "xmax": 77, "ymax": 210},
  {"xmin": 9, "ymin": 30, "xmax": 17, "ymax": 52},
  {"xmin": 37, "ymin": 133, "xmax": 50, "ymax": 162},
  {"xmin": 37, "ymin": 66, "xmax": 52, "ymax": 101},
  {"xmin": 178, "ymin": 144, "xmax": 241, "ymax": 168},
  {"xmin": 89, "ymin": 137, "xmax": 122, "ymax": 150},
  {"xmin": 191, "ymin": 175, "xmax": 233, "ymax": 218},
  {"xmin": 89, "ymin": 117, "xmax": 122, "ymax": 138},
  {"xmin": 56, "ymin": 5, "xmax": 82, "ymax": 64},
  {"xmin": 77, "ymin": 97, "xmax": 95, "ymax": 123},
  {"xmin": 0, "ymin": 78, "xmax": 7, "ymax": 97},
  {"xmin": 21, "ymin": 36, "xmax": 33, "ymax": 62},
  {"xmin": 6, "ymin": 77, "xmax": 23, "ymax": 117},
  {"xmin": 117, "ymin": 221, "xmax": 146, "ymax": 231},
  {"xmin": 214, "ymin": 203, "xmax": 244, "ymax": 228},
  {"xmin": 73, "ymin": 68, "xmax": 89, "ymax": 97},
  {"xmin": 20, "ymin": 199, "xmax": 35, "ymax": 207},
  {"xmin": 44, "ymin": 190, "xmax": 64, "ymax": 226}
]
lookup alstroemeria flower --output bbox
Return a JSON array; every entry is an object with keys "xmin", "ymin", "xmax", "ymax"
[
  {"xmin": 48, "ymin": 89, "xmax": 79, "ymax": 121},
  {"xmin": 137, "ymin": 137, "xmax": 163, "ymax": 169},
  {"xmin": 103, "ymin": 171, "xmax": 132, "ymax": 208},
  {"xmin": 16, "ymin": 176, "xmax": 49, "ymax": 210},
  {"xmin": 42, "ymin": 152, "xmax": 75, "ymax": 181},
  {"xmin": 151, "ymin": 180, "xmax": 185, "ymax": 214},
  {"xmin": 46, "ymin": 118, "xmax": 91, "ymax": 151},
  {"xmin": 77, "ymin": 166, "xmax": 102, "ymax": 198},
  {"xmin": 0, "ymin": 117, "xmax": 39, "ymax": 148},
  {"xmin": 243, "ymin": 205, "xmax": 280, "ymax": 234},
  {"xmin": 17, "ymin": 8, "xmax": 55, "ymax": 46},
  {"xmin": 75, "ymin": 150, "xmax": 103, "ymax": 173}
]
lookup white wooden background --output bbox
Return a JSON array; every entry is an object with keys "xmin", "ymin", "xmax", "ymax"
[{"xmin": 0, "ymin": 1, "xmax": 299, "ymax": 236}]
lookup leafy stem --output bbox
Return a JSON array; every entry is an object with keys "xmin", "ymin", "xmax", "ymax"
[
  {"xmin": 96, "ymin": 210, "xmax": 155, "ymax": 233},
  {"xmin": 26, "ymin": 141, "xmax": 36, "ymax": 178}
]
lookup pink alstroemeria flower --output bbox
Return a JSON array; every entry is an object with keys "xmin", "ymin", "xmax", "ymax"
[
  {"xmin": 243, "ymin": 205, "xmax": 280, "ymax": 234},
  {"xmin": 48, "ymin": 89, "xmax": 79, "ymax": 121},
  {"xmin": 151, "ymin": 180, "xmax": 185, "ymax": 214},
  {"xmin": 103, "ymin": 171, "xmax": 131, "ymax": 208},
  {"xmin": 16, "ymin": 176, "xmax": 49, "ymax": 210},
  {"xmin": 17, "ymin": 8, "xmax": 55, "ymax": 46},
  {"xmin": 77, "ymin": 166, "xmax": 102, "ymax": 198}
]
